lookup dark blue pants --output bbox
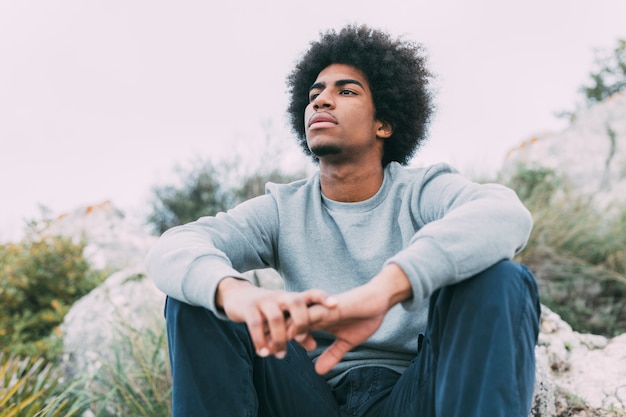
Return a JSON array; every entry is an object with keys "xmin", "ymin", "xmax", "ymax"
[{"xmin": 165, "ymin": 260, "xmax": 540, "ymax": 416}]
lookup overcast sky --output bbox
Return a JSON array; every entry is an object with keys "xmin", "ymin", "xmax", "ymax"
[{"xmin": 1, "ymin": 0, "xmax": 625, "ymax": 242}]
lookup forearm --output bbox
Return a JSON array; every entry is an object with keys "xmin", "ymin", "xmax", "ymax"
[{"xmin": 367, "ymin": 263, "xmax": 413, "ymax": 308}]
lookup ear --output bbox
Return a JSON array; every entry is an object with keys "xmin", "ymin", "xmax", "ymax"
[{"xmin": 376, "ymin": 120, "xmax": 393, "ymax": 139}]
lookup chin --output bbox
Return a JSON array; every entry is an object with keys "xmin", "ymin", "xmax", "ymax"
[{"xmin": 309, "ymin": 144, "xmax": 342, "ymax": 157}]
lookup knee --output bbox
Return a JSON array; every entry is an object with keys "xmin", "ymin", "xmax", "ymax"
[
  {"xmin": 464, "ymin": 261, "xmax": 538, "ymax": 303},
  {"xmin": 426, "ymin": 261, "xmax": 542, "ymax": 358},
  {"xmin": 164, "ymin": 296, "xmax": 222, "ymax": 333},
  {"xmin": 468, "ymin": 261, "xmax": 541, "ymax": 330},
  {"xmin": 435, "ymin": 261, "xmax": 541, "ymax": 325}
]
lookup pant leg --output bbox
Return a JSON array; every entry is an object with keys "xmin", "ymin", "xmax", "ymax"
[
  {"xmin": 164, "ymin": 297, "xmax": 341, "ymax": 417},
  {"xmin": 379, "ymin": 261, "xmax": 541, "ymax": 417}
]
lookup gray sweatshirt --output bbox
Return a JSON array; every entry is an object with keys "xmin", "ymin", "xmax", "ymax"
[{"xmin": 145, "ymin": 162, "xmax": 533, "ymax": 384}]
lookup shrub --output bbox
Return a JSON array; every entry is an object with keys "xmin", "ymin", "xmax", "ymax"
[{"xmin": 0, "ymin": 236, "xmax": 106, "ymax": 360}]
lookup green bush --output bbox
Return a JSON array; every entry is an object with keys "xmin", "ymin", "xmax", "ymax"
[
  {"xmin": 0, "ymin": 236, "xmax": 106, "ymax": 360},
  {"xmin": 504, "ymin": 164, "xmax": 626, "ymax": 336}
]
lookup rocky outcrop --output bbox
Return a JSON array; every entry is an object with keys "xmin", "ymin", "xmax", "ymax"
[
  {"xmin": 45, "ymin": 201, "xmax": 161, "ymax": 379},
  {"xmin": 532, "ymin": 306, "xmax": 626, "ymax": 416},
  {"xmin": 42, "ymin": 200, "xmax": 156, "ymax": 270},
  {"xmin": 503, "ymin": 92, "xmax": 626, "ymax": 208},
  {"xmin": 60, "ymin": 266, "xmax": 165, "ymax": 380}
]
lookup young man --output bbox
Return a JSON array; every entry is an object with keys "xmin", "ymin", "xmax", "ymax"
[{"xmin": 146, "ymin": 25, "xmax": 541, "ymax": 416}]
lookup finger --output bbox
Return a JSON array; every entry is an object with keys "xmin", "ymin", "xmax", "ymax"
[
  {"xmin": 260, "ymin": 301, "xmax": 288, "ymax": 357},
  {"xmin": 307, "ymin": 304, "xmax": 328, "ymax": 325},
  {"xmin": 314, "ymin": 339, "xmax": 351, "ymax": 375},
  {"xmin": 307, "ymin": 303, "xmax": 341, "ymax": 329},
  {"xmin": 283, "ymin": 297, "xmax": 309, "ymax": 339},
  {"xmin": 245, "ymin": 311, "xmax": 272, "ymax": 358}
]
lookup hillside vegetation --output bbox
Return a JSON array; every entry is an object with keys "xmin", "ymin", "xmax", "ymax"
[{"xmin": 504, "ymin": 164, "xmax": 626, "ymax": 337}]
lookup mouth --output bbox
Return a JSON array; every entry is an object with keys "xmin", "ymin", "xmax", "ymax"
[{"xmin": 308, "ymin": 112, "xmax": 338, "ymax": 128}]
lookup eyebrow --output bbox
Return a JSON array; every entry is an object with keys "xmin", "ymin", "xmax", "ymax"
[{"xmin": 309, "ymin": 78, "xmax": 365, "ymax": 92}]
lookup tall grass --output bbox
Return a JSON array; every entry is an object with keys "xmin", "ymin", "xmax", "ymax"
[
  {"xmin": 504, "ymin": 164, "xmax": 626, "ymax": 336},
  {"xmin": 0, "ymin": 320, "xmax": 172, "ymax": 416},
  {"xmin": 0, "ymin": 353, "xmax": 80, "ymax": 417},
  {"xmin": 88, "ymin": 324, "xmax": 172, "ymax": 416},
  {"xmin": 51, "ymin": 320, "xmax": 172, "ymax": 416}
]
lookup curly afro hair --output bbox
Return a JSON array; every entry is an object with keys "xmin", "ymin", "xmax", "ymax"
[{"xmin": 286, "ymin": 24, "xmax": 435, "ymax": 166}]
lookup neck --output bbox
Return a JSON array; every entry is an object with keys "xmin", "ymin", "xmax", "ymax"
[{"xmin": 319, "ymin": 159, "xmax": 384, "ymax": 202}]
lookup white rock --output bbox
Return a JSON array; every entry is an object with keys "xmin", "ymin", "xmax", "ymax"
[
  {"xmin": 503, "ymin": 92, "xmax": 626, "ymax": 208},
  {"xmin": 60, "ymin": 266, "xmax": 165, "ymax": 379},
  {"xmin": 42, "ymin": 200, "xmax": 156, "ymax": 270},
  {"xmin": 533, "ymin": 306, "xmax": 626, "ymax": 414},
  {"xmin": 51, "ymin": 201, "xmax": 165, "ymax": 379}
]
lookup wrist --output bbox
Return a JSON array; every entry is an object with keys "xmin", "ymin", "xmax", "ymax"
[
  {"xmin": 368, "ymin": 264, "xmax": 413, "ymax": 308},
  {"xmin": 216, "ymin": 277, "xmax": 252, "ymax": 310}
]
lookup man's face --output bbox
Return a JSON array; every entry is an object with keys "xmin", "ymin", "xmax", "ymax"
[{"xmin": 304, "ymin": 64, "xmax": 389, "ymax": 163}]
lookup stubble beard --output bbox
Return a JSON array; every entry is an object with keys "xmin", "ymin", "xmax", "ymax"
[{"xmin": 309, "ymin": 144, "xmax": 342, "ymax": 157}]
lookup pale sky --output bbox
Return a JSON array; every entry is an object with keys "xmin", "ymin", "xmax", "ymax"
[{"xmin": 1, "ymin": 0, "xmax": 625, "ymax": 242}]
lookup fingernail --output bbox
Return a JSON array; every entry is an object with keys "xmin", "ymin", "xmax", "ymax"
[
  {"xmin": 295, "ymin": 333, "xmax": 307, "ymax": 343},
  {"xmin": 275, "ymin": 351, "xmax": 286, "ymax": 359},
  {"xmin": 326, "ymin": 296, "xmax": 338, "ymax": 306},
  {"xmin": 258, "ymin": 347, "xmax": 269, "ymax": 357}
]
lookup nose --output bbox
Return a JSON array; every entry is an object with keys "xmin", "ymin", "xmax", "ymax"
[{"xmin": 312, "ymin": 90, "xmax": 334, "ymax": 110}]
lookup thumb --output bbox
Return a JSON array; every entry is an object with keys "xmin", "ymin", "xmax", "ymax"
[{"xmin": 314, "ymin": 339, "xmax": 351, "ymax": 375}]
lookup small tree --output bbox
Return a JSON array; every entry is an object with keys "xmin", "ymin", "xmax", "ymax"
[
  {"xmin": 233, "ymin": 170, "xmax": 303, "ymax": 202},
  {"xmin": 147, "ymin": 160, "xmax": 305, "ymax": 235},
  {"xmin": 558, "ymin": 38, "xmax": 626, "ymax": 120},
  {"xmin": 580, "ymin": 38, "xmax": 626, "ymax": 106},
  {"xmin": 147, "ymin": 162, "xmax": 232, "ymax": 235}
]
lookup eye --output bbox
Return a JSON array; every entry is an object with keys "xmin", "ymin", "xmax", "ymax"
[
  {"xmin": 339, "ymin": 89, "xmax": 357, "ymax": 96},
  {"xmin": 309, "ymin": 92, "xmax": 320, "ymax": 102}
]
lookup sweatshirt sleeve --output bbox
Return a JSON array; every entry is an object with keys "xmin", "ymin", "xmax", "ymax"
[
  {"xmin": 145, "ymin": 194, "xmax": 279, "ymax": 317},
  {"xmin": 385, "ymin": 163, "xmax": 533, "ymax": 311}
]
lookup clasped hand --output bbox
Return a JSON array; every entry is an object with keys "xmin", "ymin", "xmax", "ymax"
[{"xmin": 217, "ymin": 265, "xmax": 409, "ymax": 375}]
